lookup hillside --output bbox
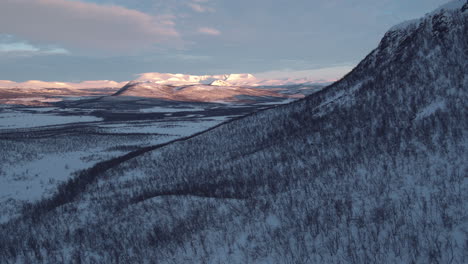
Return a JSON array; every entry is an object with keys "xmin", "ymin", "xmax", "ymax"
[
  {"xmin": 0, "ymin": 80, "xmax": 126, "ymax": 106},
  {"xmin": 112, "ymin": 74, "xmax": 326, "ymax": 103},
  {"xmin": 113, "ymin": 82, "xmax": 306, "ymax": 103},
  {"xmin": 0, "ymin": 1, "xmax": 467, "ymax": 263}
]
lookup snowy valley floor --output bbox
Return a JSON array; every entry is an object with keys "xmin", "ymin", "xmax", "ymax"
[{"xmin": 0, "ymin": 97, "xmax": 281, "ymax": 223}]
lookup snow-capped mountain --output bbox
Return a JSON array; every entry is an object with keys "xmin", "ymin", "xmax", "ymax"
[
  {"xmin": 132, "ymin": 72, "xmax": 329, "ymax": 87},
  {"xmin": 113, "ymin": 81, "xmax": 310, "ymax": 103},
  {"xmin": 113, "ymin": 73, "xmax": 326, "ymax": 103},
  {"xmin": 0, "ymin": 74, "xmax": 330, "ymax": 105},
  {"xmin": 0, "ymin": 75, "xmax": 326, "ymax": 90},
  {"xmin": 209, "ymin": 79, "xmax": 232, "ymax": 86},
  {"xmin": 0, "ymin": 73, "xmax": 331, "ymax": 90},
  {"xmin": 0, "ymin": 1, "xmax": 466, "ymax": 263},
  {"xmin": 135, "ymin": 72, "xmax": 258, "ymax": 86}
]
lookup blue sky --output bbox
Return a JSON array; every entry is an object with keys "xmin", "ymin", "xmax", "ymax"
[{"xmin": 0, "ymin": 0, "xmax": 449, "ymax": 82}]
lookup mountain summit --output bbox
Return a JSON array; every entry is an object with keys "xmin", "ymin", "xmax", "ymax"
[{"xmin": 134, "ymin": 72, "xmax": 258, "ymax": 86}]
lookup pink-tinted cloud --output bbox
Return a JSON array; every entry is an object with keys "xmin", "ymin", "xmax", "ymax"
[
  {"xmin": 197, "ymin": 27, "xmax": 221, "ymax": 36},
  {"xmin": 0, "ymin": 0, "xmax": 180, "ymax": 53}
]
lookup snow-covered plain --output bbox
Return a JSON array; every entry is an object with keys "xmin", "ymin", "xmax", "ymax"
[
  {"xmin": 99, "ymin": 118, "xmax": 228, "ymax": 136},
  {"xmin": 139, "ymin": 106, "xmax": 205, "ymax": 113},
  {"xmin": 0, "ymin": 111, "xmax": 102, "ymax": 129},
  {"xmin": 0, "ymin": 105, "xmax": 249, "ymax": 223},
  {"xmin": 0, "ymin": 150, "xmax": 122, "ymax": 223}
]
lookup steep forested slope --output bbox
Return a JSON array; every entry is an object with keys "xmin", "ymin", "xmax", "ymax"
[{"xmin": 1, "ymin": 1, "xmax": 467, "ymax": 263}]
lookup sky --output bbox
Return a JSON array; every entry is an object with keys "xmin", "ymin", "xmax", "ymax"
[{"xmin": 0, "ymin": 0, "xmax": 450, "ymax": 82}]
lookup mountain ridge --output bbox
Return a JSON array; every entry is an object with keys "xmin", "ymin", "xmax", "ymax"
[
  {"xmin": 0, "ymin": 72, "xmax": 332, "ymax": 90},
  {"xmin": 133, "ymin": 72, "xmax": 325, "ymax": 87},
  {"xmin": 112, "ymin": 81, "xmax": 310, "ymax": 103},
  {"xmin": 0, "ymin": 80, "xmax": 128, "ymax": 89}
]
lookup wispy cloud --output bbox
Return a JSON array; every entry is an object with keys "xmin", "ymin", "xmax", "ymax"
[
  {"xmin": 197, "ymin": 27, "xmax": 221, "ymax": 36},
  {"xmin": 188, "ymin": 2, "xmax": 215, "ymax": 13},
  {"xmin": 0, "ymin": 41, "xmax": 69, "ymax": 56},
  {"xmin": 0, "ymin": 0, "xmax": 180, "ymax": 53},
  {"xmin": 0, "ymin": 42, "xmax": 39, "ymax": 53}
]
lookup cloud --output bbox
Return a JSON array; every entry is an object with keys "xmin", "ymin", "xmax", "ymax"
[
  {"xmin": 255, "ymin": 65, "xmax": 355, "ymax": 82},
  {"xmin": 171, "ymin": 53, "xmax": 213, "ymax": 61},
  {"xmin": 0, "ymin": 0, "xmax": 180, "ymax": 53},
  {"xmin": 0, "ymin": 42, "xmax": 39, "ymax": 53},
  {"xmin": 197, "ymin": 27, "xmax": 221, "ymax": 36},
  {"xmin": 188, "ymin": 2, "xmax": 215, "ymax": 13},
  {"xmin": 0, "ymin": 41, "xmax": 70, "ymax": 56}
]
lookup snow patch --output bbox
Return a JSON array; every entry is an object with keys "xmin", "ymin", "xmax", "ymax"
[
  {"xmin": 140, "ymin": 106, "xmax": 205, "ymax": 113},
  {"xmin": 416, "ymin": 100, "xmax": 446, "ymax": 120}
]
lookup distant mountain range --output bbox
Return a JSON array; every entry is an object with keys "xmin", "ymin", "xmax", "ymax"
[
  {"xmin": 0, "ymin": 73, "xmax": 330, "ymax": 90},
  {"xmin": 111, "ymin": 73, "xmax": 330, "ymax": 103},
  {"xmin": 0, "ymin": 73, "xmax": 330, "ymax": 105},
  {"xmin": 112, "ymin": 82, "xmax": 318, "ymax": 104},
  {"xmin": 132, "ymin": 72, "xmax": 328, "ymax": 87}
]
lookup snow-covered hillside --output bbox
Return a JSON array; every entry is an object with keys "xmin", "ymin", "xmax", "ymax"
[
  {"xmin": 0, "ymin": 1, "xmax": 467, "ymax": 263},
  {"xmin": 112, "ymin": 72, "xmax": 328, "ymax": 103},
  {"xmin": 113, "ymin": 82, "xmax": 307, "ymax": 103}
]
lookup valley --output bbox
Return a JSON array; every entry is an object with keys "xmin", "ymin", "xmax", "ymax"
[{"xmin": 0, "ymin": 81, "xmax": 323, "ymax": 224}]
